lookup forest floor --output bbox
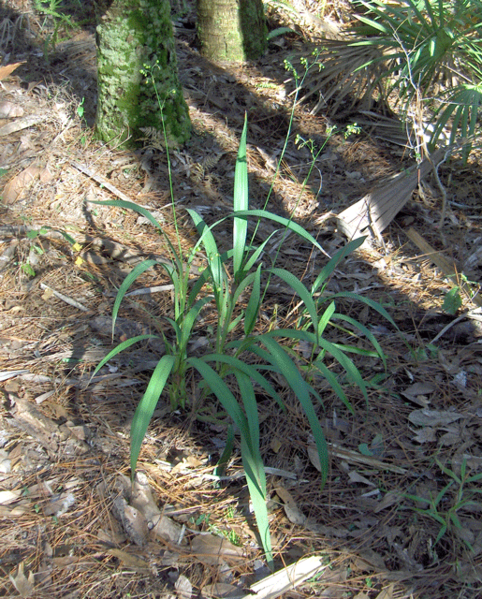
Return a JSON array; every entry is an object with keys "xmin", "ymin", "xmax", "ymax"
[{"xmin": 1, "ymin": 1, "xmax": 482, "ymax": 598}]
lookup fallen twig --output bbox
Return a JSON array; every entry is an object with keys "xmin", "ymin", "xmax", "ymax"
[{"xmin": 39, "ymin": 282, "xmax": 89, "ymax": 312}]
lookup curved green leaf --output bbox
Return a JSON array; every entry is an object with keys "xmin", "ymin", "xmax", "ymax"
[
  {"xmin": 245, "ymin": 264, "xmax": 262, "ymax": 336},
  {"xmin": 269, "ymin": 267, "xmax": 319, "ymax": 338},
  {"xmin": 312, "ymin": 237, "xmax": 366, "ymax": 294},
  {"xmin": 232, "ymin": 210, "xmax": 331, "ymax": 258},
  {"xmin": 332, "ymin": 312, "xmax": 387, "ymax": 367},
  {"xmin": 91, "ymin": 334, "xmax": 160, "ymax": 377},
  {"xmin": 233, "ymin": 115, "xmax": 248, "ymax": 279},
  {"xmin": 201, "ymin": 353, "xmax": 281, "ymax": 405},
  {"xmin": 330, "ymin": 291, "xmax": 398, "ymax": 329},
  {"xmin": 313, "ymin": 360, "xmax": 353, "ymax": 413},
  {"xmin": 258, "ymin": 335, "xmax": 329, "ymax": 488},
  {"xmin": 317, "ymin": 301, "xmax": 336, "ymax": 338},
  {"xmin": 188, "ymin": 358, "xmax": 251, "ymax": 445},
  {"xmin": 88, "ymin": 198, "xmax": 164, "ymax": 232},
  {"xmin": 187, "ymin": 209, "xmax": 225, "ymax": 297},
  {"xmin": 130, "ymin": 355, "xmax": 175, "ymax": 475},
  {"xmin": 112, "ymin": 259, "xmax": 158, "ymax": 335}
]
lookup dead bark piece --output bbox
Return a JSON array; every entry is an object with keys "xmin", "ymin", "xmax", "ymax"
[
  {"xmin": 191, "ymin": 534, "xmax": 244, "ymax": 565},
  {"xmin": 112, "ymin": 495, "xmax": 149, "ymax": 547},
  {"xmin": 239, "ymin": 556, "xmax": 327, "ymax": 599},
  {"xmin": 0, "ymin": 114, "xmax": 49, "ymax": 136},
  {"xmin": 9, "ymin": 396, "xmax": 90, "ymax": 456},
  {"xmin": 336, "ymin": 148, "xmax": 446, "ymax": 240},
  {"xmin": 10, "ymin": 396, "xmax": 60, "ymax": 455}
]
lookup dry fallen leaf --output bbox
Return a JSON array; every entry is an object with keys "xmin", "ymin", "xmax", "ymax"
[
  {"xmin": 401, "ymin": 381, "xmax": 435, "ymax": 407},
  {"xmin": 175, "ymin": 574, "xmax": 193, "ymax": 599},
  {"xmin": 129, "ymin": 472, "xmax": 184, "ymax": 544},
  {"xmin": 239, "ymin": 555, "xmax": 327, "ymax": 599},
  {"xmin": 411, "ymin": 427, "xmax": 437, "ymax": 444},
  {"xmin": 0, "ymin": 61, "xmax": 25, "ymax": 81},
  {"xmin": 9, "ymin": 562, "xmax": 35, "ymax": 598},
  {"xmin": 348, "ymin": 471, "xmax": 376, "ymax": 486},
  {"xmin": 275, "ymin": 485, "xmax": 306, "ymax": 526},
  {"xmin": 0, "ymin": 101, "xmax": 24, "ymax": 118},
  {"xmin": 201, "ymin": 582, "xmax": 242, "ymax": 598},
  {"xmin": 2, "ymin": 165, "xmax": 43, "ymax": 204},
  {"xmin": 374, "ymin": 490, "xmax": 404, "ymax": 513},
  {"xmin": 0, "ymin": 489, "xmax": 22, "ymax": 504},
  {"xmin": 191, "ymin": 533, "xmax": 243, "ymax": 565},
  {"xmin": 106, "ymin": 548, "xmax": 149, "ymax": 571},
  {"xmin": 375, "ymin": 583, "xmax": 395, "ymax": 599},
  {"xmin": 112, "ymin": 496, "xmax": 149, "ymax": 546},
  {"xmin": 408, "ymin": 409, "xmax": 464, "ymax": 428}
]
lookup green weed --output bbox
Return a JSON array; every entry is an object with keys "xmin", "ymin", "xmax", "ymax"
[
  {"xmin": 89, "ymin": 67, "xmax": 396, "ymax": 568},
  {"xmin": 405, "ymin": 458, "xmax": 482, "ymax": 553}
]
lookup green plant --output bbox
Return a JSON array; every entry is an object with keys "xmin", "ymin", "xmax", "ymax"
[
  {"xmin": 90, "ymin": 77, "xmax": 396, "ymax": 569},
  {"xmin": 34, "ymin": 0, "xmax": 78, "ymax": 58},
  {"xmin": 405, "ymin": 458, "xmax": 482, "ymax": 551},
  {"xmin": 351, "ymin": 0, "xmax": 482, "ymax": 154},
  {"xmin": 300, "ymin": 1, "xmax": 482, "ymax": 158}
]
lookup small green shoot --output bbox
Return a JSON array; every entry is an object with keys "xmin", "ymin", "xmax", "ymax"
[{"xmin": 405, "ymin": 458, "xmax": 482, "ymax": 552}]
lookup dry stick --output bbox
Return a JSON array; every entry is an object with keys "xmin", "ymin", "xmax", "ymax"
[
  {"xmin": 40, "ymin": 282, "xmax": 89, "ymax": 312},
  {"xmin": 431, "ymin": 308, "xmax": 482, "ymax": 345},
  {"xmin": 71, "ymin": 160, "xmax": 135, "ymax": 203}
]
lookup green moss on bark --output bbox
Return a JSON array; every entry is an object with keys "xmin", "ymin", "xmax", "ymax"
[{"xmin": 95, "ymin": 0, "xmax": 190, "ymax": 149}]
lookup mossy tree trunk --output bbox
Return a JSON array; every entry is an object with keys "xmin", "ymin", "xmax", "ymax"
[
  {"xmin": 95, "ymin": 0, "xmax": 191, "ymax": 148},
  {"xmin": 197, "ymin": 0, "xmax": 267, "ymax": 63}
]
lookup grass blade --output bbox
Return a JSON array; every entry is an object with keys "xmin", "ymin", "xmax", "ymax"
[
  {"xmin": 269, "ymin": 268, "xmax": 319, "ymax": 339},
  {"xmin": 89, "ymin": 198, "xmax": 163, "ymax": 232},
  {"xmin": 112, "ymin": 259, "xmax": 158, "ymax": 335},
  {"xmin": 232, "ymin": 210, "xmax": 331, "ymax": 258},
  {"xmin": 201, "ymin": 353, "xmax": 281, "ymax": 406},
  {"xmin": 330, "ymin": 291, "xmax": 398, "ymax": 330},
  {"xmin": 244, "ymin": 264, "xmax": 262, "ymax": 336},
  {"xmin": 187, "ymin": 209, "xmax": 225, "ymax": 295},
  {"xmin": 130, "ymin": 355, "xmax": 176, "ymax": 475},
  {"xmin": 233, "ymin": 115, "xmax": 248, "ymax": 279},
  {"xmin": 312, "ymin": 237, "xmax": 366, "ymax": 294},
  {"xmin": 92, "ymin": 334, "xmax": 160, "ymax": 376},
  {"xmin": 332, "ymin": 312, "xmax": 387, "ymax": 367},
  {"xmin": 258, "ymin": 335, "xmax": 329, "ymax": 488},
  {"xmin": 241, "ymin": 435, "xmax": 273, "ymax": 569},
  {"xmin": 317, "ymin": 301, "xmax": 336, "ymax": 338},
  {"xmin": 312, "ymin": 360, "xmax": 354, "ymax": 414},
  {"xmin": 188, "ymin": 358, "xmax": 251, "ymax": 446}
]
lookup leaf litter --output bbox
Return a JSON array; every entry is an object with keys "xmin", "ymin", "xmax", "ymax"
[{"xmin": 1, "ymin": 0, "xmax": 482, "ymax": 597}]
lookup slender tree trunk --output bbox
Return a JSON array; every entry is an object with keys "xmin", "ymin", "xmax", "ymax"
[
  {"xmin": 95, "ymin": 0, "xmax": 190, "ymax": 148},
  {"xmin": 197, "ymin": 0, "xmax": 267, "ymax": 63}
]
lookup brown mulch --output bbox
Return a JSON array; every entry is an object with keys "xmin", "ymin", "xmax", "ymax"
[{"xmin": 1, "ymin": 1, "xmax": 482, "ymax": 598}]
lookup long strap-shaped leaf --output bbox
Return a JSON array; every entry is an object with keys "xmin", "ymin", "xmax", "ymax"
[
  {"xmin": 232, "ymin": 210, "xmax": 331, "ymax": 258},
  {"xmin": 188, "ymin": 357, "xmax": 273, "ymax": 566},
  {"xmin": 233, "ymin": 114, "xmax": 248, "ymax": 280},
  {"xmin": 130, "ymin": 355, "xmax": 176, "ymax": 476},
  {"xmin": 112, "ymin": 259, "xmax": 158, "ymax": 335},
  {"xmin": 257, "ymin": 335, "xmax": 329, "ymax": 488},
  {"xmin": 91, "ymin": 334, "xmax": 161, "ymax": 377}
]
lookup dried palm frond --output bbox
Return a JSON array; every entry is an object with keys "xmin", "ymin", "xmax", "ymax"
[{"xmin": 289, "ymin": 38, "xmax": 389, "ymax": 116}]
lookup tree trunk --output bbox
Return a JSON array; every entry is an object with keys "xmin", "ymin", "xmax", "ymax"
[
  {"xmin": 197, "ymin": 0, "xmax": 267, "ymax": 63},
  {"xmin": 95, "ymin": 0, "xmax": 191, "ymax": 148}
]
